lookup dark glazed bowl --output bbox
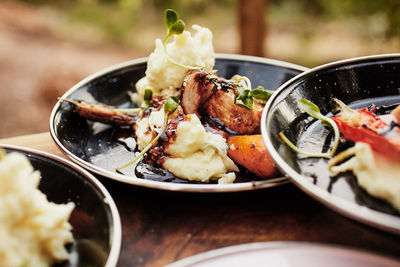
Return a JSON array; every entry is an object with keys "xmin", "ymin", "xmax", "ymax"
[
  {"xmin": 50, "ymin": 54, "xmax": 307, "ymax": 192},
  {"xmin": 0, "ymin": 145, "xmax": 122, "ymax": 266},
  {"xmin": 261, "ymin": 54, "xmax": 400, "ymax": 235}
]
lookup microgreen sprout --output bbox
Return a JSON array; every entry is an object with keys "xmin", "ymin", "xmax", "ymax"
[
  {"xmin": 163, "ymin": 9, "xmax": 200, "ymax": 70},
  {"xmin": 232, "ymin": 75, "xmax": 273, "ymax": 109},
  {"xmin": 115, "ymin": 96, "xmax": 180, "ymax": 171},
  {"xmin": 141, "ymin": 89, "xmax": 153, "ymax": 109},
  {"xmin": 250, "ymin": 86, "xmax": 273, "ymax": 103},
  {"xmin": 279, "ymin": 98, "xmax": 340, "ymax": 158},
  {"xmin": 112, "ymin": 89, "xmax": 153, "ymax": 113}
]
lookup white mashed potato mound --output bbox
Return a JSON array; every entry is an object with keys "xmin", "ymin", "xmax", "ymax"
[
  {"xmin": 135, "ymin": 25, "xmax": 215, "ymax": 101},
  {"xmin": 329, "ymin": 142, "xmax": 400, "ymax": 211},
  {"xmin": 135, "ymin": 112, "xmax": 238, "ymax": 183},
  {"xmin": 0, "ymin": 152, "xmax": 74, "ymax": 267}
]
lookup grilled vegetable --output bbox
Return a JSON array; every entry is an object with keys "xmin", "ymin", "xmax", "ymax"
[
  {"xmin": 227, "ymin": 134, "xmax": 279, "ymax": 179},
  {"xmin": 331, "ymin": 98, "xmax": 400, "ymax": 159}
]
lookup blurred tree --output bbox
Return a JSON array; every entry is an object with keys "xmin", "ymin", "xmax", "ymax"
[
  {"xmin": 270, "ymin": 0, "xmax": 400, "ymax": 41},
  {"xmin": 239, "ymin": 0, "xmax": 266, "ymax": 56}
]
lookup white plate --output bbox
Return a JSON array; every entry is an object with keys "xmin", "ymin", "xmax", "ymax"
[{"xmin": 166, "ymin": 242, "xmax": 400, "ymax": 267}]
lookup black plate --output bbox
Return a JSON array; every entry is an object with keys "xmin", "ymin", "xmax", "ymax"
[
  {"xmin": 261, "ymin": 54, "xmax": 400, "ymax": 234},
  {"xmin": 50, "ymin": 54, "xmax": 307, "ymax": 192},
  {"xmin": 0, "ymin": 145, "xmax": 121, "ymax": 266}
]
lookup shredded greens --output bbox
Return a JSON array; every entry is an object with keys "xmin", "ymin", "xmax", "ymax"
[
  {"xmin": 279, "ymin": 98, "xmax": 340, "ymax": 158},
  {"xmin": 116, "ymin": 96, "xmax": 180, "ymax": 171}
]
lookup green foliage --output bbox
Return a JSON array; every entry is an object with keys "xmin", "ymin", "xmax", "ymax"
[
  {"xmin": 14, "ymin": 0, "xmax": 400, "ymax": 52},
  {"xmin": 271, "ymin": 0, "xmax": 400, "ymax": 39}
]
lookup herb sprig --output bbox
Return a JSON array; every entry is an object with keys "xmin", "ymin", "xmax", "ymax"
[
  {"xmin": 116, "ymin": 96, "xmax": 180, "ymax": 171},
  {"xmin": 279, "ymin": 98, "xmax": 339, "ymax": 158},
  {"xmin": 114, "ymin": 89, "xmax": 153, "ymax": 113},
  {"xmin": 232, "ymin": 75, "xmax": 273, "ymax": 109},
  {"xmin": 163, "ymin": 9, "xmax": 200, "ymax": 70}
]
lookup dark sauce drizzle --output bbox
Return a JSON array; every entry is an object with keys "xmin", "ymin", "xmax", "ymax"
[{"xmin": 110, "ymin": 73, "xmax": 262, "ymax": 184}]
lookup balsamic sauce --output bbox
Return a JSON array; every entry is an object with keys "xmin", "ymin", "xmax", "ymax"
[
  {"xmin": 135, "ymin": 162, "xmax": 192, "ymax": 183},
  {"xmin": 113, "ymin": 110, "xmax": 263, "ymax": 184},
  {"xmin": 110, "ymin": 75, "xmax": 263, "ymax": 184}
]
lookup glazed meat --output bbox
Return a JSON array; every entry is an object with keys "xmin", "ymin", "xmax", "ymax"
[
  {"xmin": 180, "ymin": 70, "xmax": 215, "ymax": 117},
  {"xmin": 202, "ymin": 89, "xmax": 263, "ymax": 134},
  {"xmin": 180, "ymin": 70, "xmax": 263, "ymax": 135}
]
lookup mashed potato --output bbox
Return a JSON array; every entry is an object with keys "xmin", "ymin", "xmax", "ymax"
[
  {"xmin": 0, "ymin": 151, "xmax": 74, "ymax": 267},
  {"xmin": 135, "ymin": 111, "xmax": 238, "ymax": 183},
  {"xmin": 135, "ymin": 25, "xmax": 215, "ymax": 101},
  {"xmin": 329, "ymin": 142, "xmax": 400, "ymax": 211}
]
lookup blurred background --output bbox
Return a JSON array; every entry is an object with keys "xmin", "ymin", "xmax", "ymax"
[{"xmin": 1, "ymin": 0, "xmax": 400, "ymax": 138}]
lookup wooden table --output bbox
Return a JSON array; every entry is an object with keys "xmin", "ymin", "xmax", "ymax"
[{"xmin": 1, "ymin": 132, "xmax": 400, "ymax": 266}]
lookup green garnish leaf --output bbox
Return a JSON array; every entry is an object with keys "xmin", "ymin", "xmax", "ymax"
[
  {"xmin": 162, "ymin": 9, "xmax": 200, "ymax": 70},
  {"xmin": 140, "ymin": 89, "xmax": 153, "ymax": 109},
  {"xmin": 169, "ymin": 19, "xmax": 185, "ymax": 35},
  {"xmin": 164, "ymin": 96, "xmax": 180, "ymax": 113},
  {"xmin": 279, "ymin": 98, "xmax": 340, "ymax": 158},
  {"xmin": 165, "ymin": 9, "xmax": 178, "ymax": 29},
  {"xmin": 232, "ymin": 75, "xmax": 254, "ymax": 109},
  {"xmin": 143, "ymin": 89, "xmax": 153, "ymax": 102},
  {"xmin": 163, "ymin": 9, "xmax": 185, "ymax": 46},
  {"xmin": 250, "ymin": 86, "xmax": 273, "ymax": 103},
  {"xmin": 298, "ymin": 99, "xmax": 325, "ymax": 121},
  {"xmin": 165, "ymin": 9, "xmax": 185, "ymax": 37},
  {"xmin": 236, "ymin": 88, "xmax": 253, "ymax": 109}
]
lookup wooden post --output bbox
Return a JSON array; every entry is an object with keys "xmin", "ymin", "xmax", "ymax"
[{"xmin": 239, "ymin": 0, "xmax": 266, "ymax": 57}]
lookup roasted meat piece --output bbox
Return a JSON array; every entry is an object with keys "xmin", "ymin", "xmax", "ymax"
[
  {"xmin": 180, "ymin": 70, "xmax": 215, "ymax": 117},
  {"xmin": 180, "ymin": 70, "xmax": 263, "ymax": 135},
  {"xmin": 202, "ymin": 89, "xmax": 263, "ymax": 134}
]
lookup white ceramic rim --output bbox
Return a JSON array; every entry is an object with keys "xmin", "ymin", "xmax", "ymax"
[
  {"xmin": 165, "ymin": 241, "xmax": 400, "ymax": 267},
  {"xmin": 49, "ymin": 53, "xmax": 307, "ymax": 192},
  {"xmin": 0, "ymin": 144, "xmax": 122, "ymax": 267},
  {"xmin": 261, "ymin": 53, "xmax": 400, "ymax": 235}
]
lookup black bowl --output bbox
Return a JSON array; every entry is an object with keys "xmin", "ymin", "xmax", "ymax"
[
  {"xmin": 50, "ymin": 54, "xmax": 307, "ymax": 192},
  {"xmin": 261, "ymin": 54, "xmax": 400, "ymax": 235},
  {"xmin": 0, "ymin": 145, "xmax": 122, "ymax": 266}
]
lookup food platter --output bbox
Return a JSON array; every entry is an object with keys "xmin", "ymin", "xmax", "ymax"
[
  {"xmin": 50, "ymin": 54, "xmax": 307, "ymax": 192},
  {"xmin": 166, "ymin": 242, "xmax": 400, "ymax": 267},
  {"xmin": 0, "ymin": 144, "xmax": 122, "ymax": 267},
  {"xmin": 261, "ymin": 54, "xmax": 400, "ymax": 234}
]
